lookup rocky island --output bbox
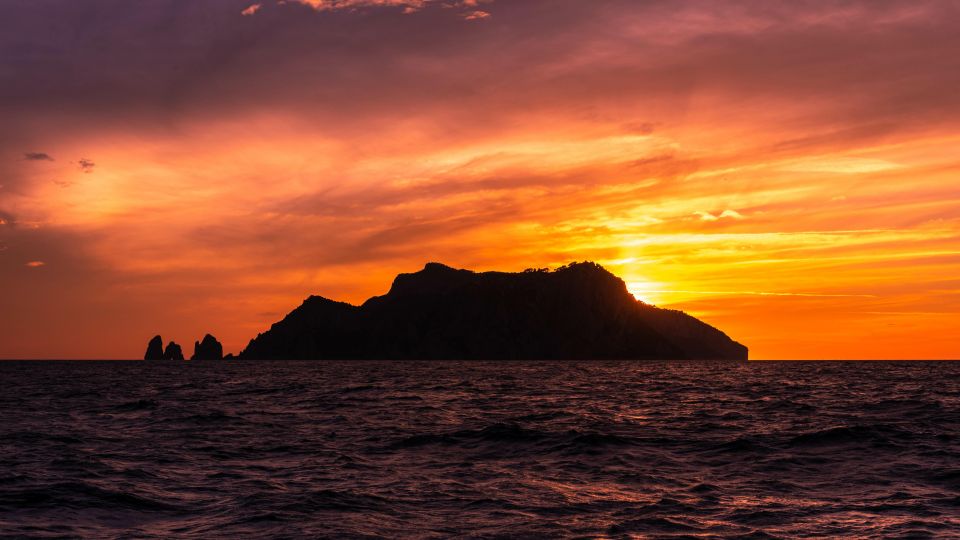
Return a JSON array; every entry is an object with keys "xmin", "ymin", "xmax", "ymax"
[
  {"xmin": 234, "ymin": 262, "xmax": 747, "ymax": 360},
  {"xmin": 145, "ymin": 262, "xmax": 747, "ymax": 361},
  {"xmin": 143, "ymin": 334, "xmax": 224, "ymax": 361}
]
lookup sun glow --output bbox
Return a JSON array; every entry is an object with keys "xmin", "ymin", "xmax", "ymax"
[{"xmin": 626, "ymin": 280, "xmax": 665, "ymax": 306}]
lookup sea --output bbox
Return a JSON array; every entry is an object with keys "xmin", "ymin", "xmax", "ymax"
[{"xmin": 0, "ymin": 360, "xmax": 958, "ymax": 539}]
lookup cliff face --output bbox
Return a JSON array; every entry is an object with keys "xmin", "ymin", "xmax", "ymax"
[
  {"xmin": 240, "ymin": 262, "xmax": 747, "ymax": 360},
  {"xmin": 191, "ymin": 334, "xmax": 224, "ymax": 360},
  {"xmin": 162, "ymin": 341, "xmax": 184, "ymax": 361},
  {"xmin": 144, "ymin": 335, "xmax": 164, "ymax": 360}
]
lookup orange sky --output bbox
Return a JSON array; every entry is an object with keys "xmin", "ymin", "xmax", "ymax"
[{"xmin": 1, "ymin": 0, "xmax": 958, "ymax": 359}]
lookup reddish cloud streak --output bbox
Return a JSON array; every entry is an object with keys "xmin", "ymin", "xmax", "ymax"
[{"xmin": 241, "ymin": 3, "xmax": 262, "ymax": 16}]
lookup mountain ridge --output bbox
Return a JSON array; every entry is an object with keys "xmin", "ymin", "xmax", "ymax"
[{"xmin": 239, "ymin": 262, "xmax": 748, "ymax": 360}]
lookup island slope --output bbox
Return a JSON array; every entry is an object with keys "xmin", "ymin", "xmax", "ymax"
[{"xmin": 239, "ymin": 262, "xmax": 747, "ymax": 360}]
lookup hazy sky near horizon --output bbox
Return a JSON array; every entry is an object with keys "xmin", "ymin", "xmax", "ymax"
[{"xmin": 1, "ymin": 0, "xmax": 958, "ymax": 359}]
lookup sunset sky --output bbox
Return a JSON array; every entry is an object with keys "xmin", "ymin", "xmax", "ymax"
[{"xmin": 1, "ymin": 0, "xmax": 958, "ymax": 359}]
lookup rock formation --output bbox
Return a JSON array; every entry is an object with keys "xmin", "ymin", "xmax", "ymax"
[
  {"xmin": 191, "ymin": 334, "xmax": 224, "ymax": 360},
  {"xmin": 240, "ymin": 262, "xmax": 748, "ymax": 360},
  {"xmin": 144, "ymin": 335, "xmax": 164, "ymax": 360},
  {"xmin": 162, "ymin": 341, "xmax": 184, "ymax": 361}
]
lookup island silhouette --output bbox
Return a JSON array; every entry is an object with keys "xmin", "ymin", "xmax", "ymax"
[
  {"xmin": 144, "ymin": 334, "xmax": 223, "ymax": 361},
  {"xmin": 146, "ymin": 262, "xmax": 746, "ymax": 361}
]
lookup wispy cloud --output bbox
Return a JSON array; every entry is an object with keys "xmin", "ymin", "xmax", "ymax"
[
  {"xmin": 695, "ymin": 210, "xmax": 745, "ymax": 222},
  {"xmin": 463, "ymin": 10, "xmax": 490, "ymax": 20},
  {"xmin": 240, "ymin": 3, "xmax": 261, "ymax": 16},
  {"xmin": 641, "ymin": 290, "xmax": 878, "ymax": 298},
  {"xmin": 290, "ymin": 0, "xmax": 486, "ymax": 15},
  {"xmin": 77, "ymin": 158, "xmax": 95, "ymax": 173},
  {"xmin": 782, "ymin": 157, "xmax": 902, "ymax": 174}
]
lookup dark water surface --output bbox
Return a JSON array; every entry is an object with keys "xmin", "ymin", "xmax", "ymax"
[{"xmin": 1, "ymin": 361, "xmax": 958, "ymax": 538}]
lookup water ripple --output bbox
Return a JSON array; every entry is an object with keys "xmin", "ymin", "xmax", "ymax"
[{"xmin": 1, "ymin": 360, "xmax": 958, "ymax": 538}]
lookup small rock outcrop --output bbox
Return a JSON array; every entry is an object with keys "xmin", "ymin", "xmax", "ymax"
[
  {"xmin": 144, "ymin": 335, "xmax": 164, "ymax": 360},
  {"xmin": 162, "ymin": 341, "xmax": 184, "ymax": 361},
  {"xmin": 191, "ymin": 334, "xmax": 224, "ymax": 360}
]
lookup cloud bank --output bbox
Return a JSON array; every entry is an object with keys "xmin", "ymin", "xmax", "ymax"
[{"xmin": 1, "ymin": 0, "xmax": 958, "ymax": 358}]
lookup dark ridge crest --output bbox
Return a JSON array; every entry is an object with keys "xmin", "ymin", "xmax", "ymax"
[{"xmin": 238, "ymin": 262, "xmax": 747, "ymax": 360}]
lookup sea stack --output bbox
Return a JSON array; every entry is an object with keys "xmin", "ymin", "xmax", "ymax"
[
  {"xmin": 191, "ymin": 334, "xmax": 224, "ymax": 360},
  {"xmin": 144, "ymin": 335, "xmax": 164, "ymax": 360},
  {"xmin": 162, "ymin": 341, "xmax": 184, "ymax": 361}
]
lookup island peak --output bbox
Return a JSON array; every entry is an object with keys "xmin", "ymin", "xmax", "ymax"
[
  {"xmin": 191, "ymin": 334, "xmax": 224, "ymax": 360},
  {"xmin": 240, "ymin": 262, "xmax": 747, "ymax": 361},
  {"xmin": 144, "ymin": 335, "xmax": 164, "ymax": 360}
]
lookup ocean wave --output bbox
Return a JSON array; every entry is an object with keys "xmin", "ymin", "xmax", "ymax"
[
  {"xmin": 111, "ymin": 399, "xmax": 159, "ymax": 412},
  {"xmin": 0, "ymin": 481, "xmax": 182, "ymax": 512},
  {"xmin": 1, "ymin": 360, "xmax": 958, "ymax": 538},
  {"xmin": 787, "ymin": 424, "xmax": 915, "ymax": 448},
  {"xmin": 391, "ymin": 423, "xmax": 634, "ymax": 455}
]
